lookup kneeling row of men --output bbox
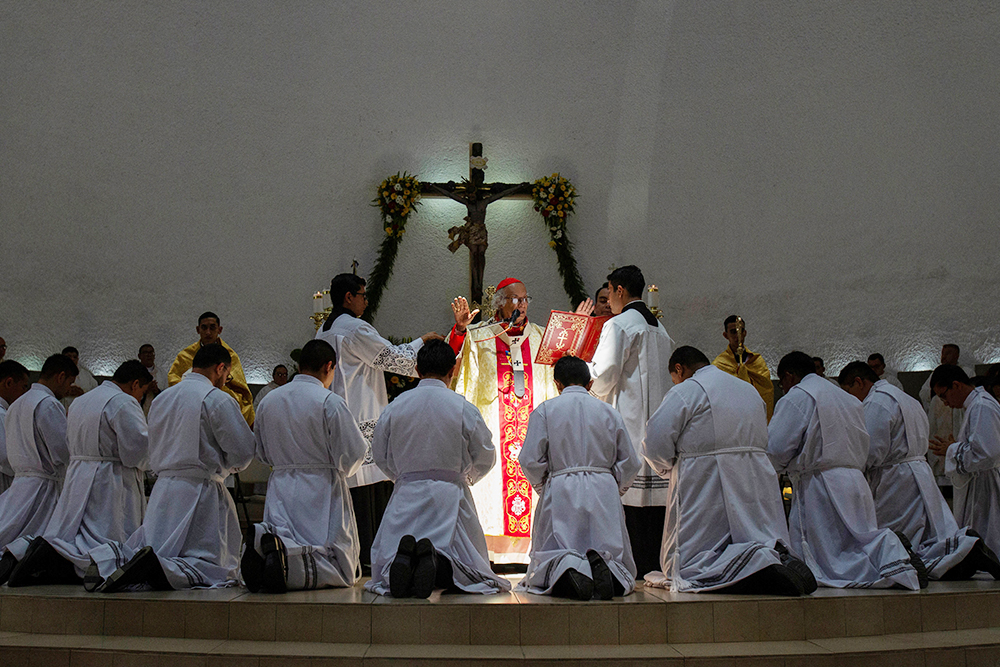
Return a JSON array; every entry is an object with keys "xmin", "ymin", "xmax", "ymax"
[{"xmin": 0, "ymin": 339, "xmax": 997, "ymax": 600}]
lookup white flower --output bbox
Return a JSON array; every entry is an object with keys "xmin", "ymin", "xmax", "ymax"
[
  {"xmin": 511, "ymin": 495, "xmax": 527, "ymax": 517},
  {"xmin": 395, "ymin": 195, "xmax": 404, "ymax": 205},
  {"xmin": 394, "ymin": 183, "xmax": 402, "ymax": 191},
  {"xmin": 554, "ymin": 230, "xmax": 563, "ymax": 239}
]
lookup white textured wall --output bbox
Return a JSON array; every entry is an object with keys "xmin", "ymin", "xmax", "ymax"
[{"xmin": 2, "ymin": 1, "xmax": 998, "ymax": 382}]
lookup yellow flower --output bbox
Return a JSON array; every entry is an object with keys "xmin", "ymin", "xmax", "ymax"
[
  {"xmin": 385, "ymin": 227, "xmax": 392, "ymax": 234},
  {"xmin": 404, "ymin": 189, "xmax": 410, "ymax": 195},
  {"xmin": 548, "ymin": 240, "xmax": 556, "ymax": 248}
]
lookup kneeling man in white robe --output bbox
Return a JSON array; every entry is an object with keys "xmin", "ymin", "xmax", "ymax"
[
  {"xmin": 0, "ymin": 354, "xmax": 77, "ymax": 583},
  {"xmin": 518, "ymin": 356, "xmax": 640, "ymax": 600},
  {"xmin": 90, "ymin": 344, "xmax": 254, "ymax": 592},
  {"xmin": 366, "ymin": 340, "xmax": 510, "ymax": 598},
  {"xmin": 644, "ymin": 346, "xmax": 815, "ymax": 595},
  {"xmin": 6, "ymin": 360, "xmax": 152, "ymax": 586},
  {"xmin": 840, "ymin": 361, "xmax": 999, "ymax": 580},
  {"xmin": 241, "ymin": 339, "xmax": 369, "ymax": 593},
  {"xmin": 768, "ymin": 351, "xmax": 922, "ymax": 590},
  {"xmin": 928, "ymin": 365, "xmax": 1000, "ymax": 558}
]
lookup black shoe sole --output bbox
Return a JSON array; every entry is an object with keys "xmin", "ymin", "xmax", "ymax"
[
  {"xmin": 98, "ymin": 546, "xmax": 160, "ymax": 593},
  {"xmin": 894, "ymin": 531, "xmax": 929, "ymax": 589},
  {"xmin": 8, "ymin": 537, "xmax": 79, "ymax": 587},
  {"xmin": 260, "ymin": 533, "xmax": 288, "ymax": 594},
  {"xmin": 241, "ymin": 542, "xmax": 266, "ymax": 593},
  {"xmin": 411, "ymin": 538, "xmax": 437, "ymax": 599},
  {"xmin": 389, "ymin": 535, "xmax": 417, "ymax": 598},
  {"xmin": 587, "ymin": 550, "xmax": 615, "ymax": 600},
  {"xmin": 0, "ymin": 552, "xmax": 18, "ymax": 586}
]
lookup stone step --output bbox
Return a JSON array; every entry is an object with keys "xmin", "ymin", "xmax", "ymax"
[{"xmin": 2, "ymin": 628, "xmax": 999, "ymax": 666}]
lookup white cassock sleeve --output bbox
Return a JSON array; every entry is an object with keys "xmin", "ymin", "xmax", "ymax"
[
  {"xmin": 612, "ymin": 413, "xmax": 640, "ymax": 494},
  {"xmin": 348, "ymin": 325, "xmax": 422, "ymax": 378},
  {"xmin": 518, "ymin": 406, "xmax": 549, "ymax": 493},
  {"xmin": 110, "ymin": 399, "xmax": 150, "ymax": 471},
  {"xmin": 945, "ymin": 403, "xmax": 1000, "ymax": 482},
  {"xmin": 863, "ymin": 402, "xmax": 893, "ymax": 471},
  {"xmin": 209, "ymin": 398, "xmax": 254, "ymax": 474},
  {"xmin": 464, "ymin": 402, "xmax": 495, "ymax": 486},
  {"xmin": 326, "ymin": 396, "xmax": 368, "ymax": 478},
  {"xmin": 371, "ymin": 412, "xmax": 396, "ymax": 481},
  {"xmin": 588, "ymin": 323, "xmax": 627, "ymax": 401},
  {"xmin": 642, "ymin": 390, "xmax": 687, "ymax": 477},
  {"xmin": 767, "ymin": 395, "xmax": 809, "ymax": 472},
  {"xmin": 37, "ymin": 398, "xmax": 70, "ymax": 468}
]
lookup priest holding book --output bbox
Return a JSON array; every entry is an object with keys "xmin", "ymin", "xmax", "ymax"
[{"xmin": 447, "ymin": 278, "xmax": 591, "ymax": 563}]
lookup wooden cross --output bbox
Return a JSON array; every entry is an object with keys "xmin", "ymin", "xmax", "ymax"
[{"xmin": 420, "ymin": 143, "xmax": 531, "ymax": 306}]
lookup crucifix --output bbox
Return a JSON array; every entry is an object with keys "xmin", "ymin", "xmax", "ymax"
[{"xmin": 420, "ymin": 143, "xmax": 532, "ymax": 307}]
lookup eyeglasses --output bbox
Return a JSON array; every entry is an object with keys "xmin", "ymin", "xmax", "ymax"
[
  {"xmin": 506, "ymin": 296, "xmax": 532, "ymax": 306},
  {"xmin": 353, "ymin": 292, "xmax": 369, "ymax": 301}
]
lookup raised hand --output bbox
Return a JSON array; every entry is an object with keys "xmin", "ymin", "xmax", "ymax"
[
  {"xmin": 574, "ymin": 298, "xmax": 594, "ymax": 316},
  {"xmin": 421, "ymin": 332, "xmax": 445, "ymax": 343},
  {"xmin": 451, "ymin": 297, "xmax": 480, "ymax": 333}
]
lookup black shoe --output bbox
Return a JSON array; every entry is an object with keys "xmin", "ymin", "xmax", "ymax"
[
  {"xmin": 587, "ymin": 550, "xmax": 615, "ymax": 600},
  {"xmin": 389, "ymin": 535, "xmax": 417, "ymax": 598},
  {"xmin": 0, "ymin": 552, "xmax": 18, "ymax": 586},
  {"xmin": 260, "ymin": 533, "xmax": 288, "ymax": 594},
  {"xmin": 83, "ymin": 559, "xmax": 104, "ymax": 593},
  {"xmin": 552, "ymin": 568, "xmax": 594, "ymax": 601},
  {"xmin": 241, "ymin": 542, "xmax": 265, "ymax": 593},
  {"xmin": 970, "ymin": 536, "xmax": 1000, "ymax": 580},
  {"xmin": 894, "ymin": 531, "xmax": 928, "ymax": 589},
  {"xmin": 8, "ymin": 537, "xmax": 80, "ymax": 587},
  {"xmin": 98, "ymin": 547, "xmax": 169, "ymax": 593},
  {"xmin": 774, "ymin": 542, "xmax": 817, "ymax": 594},
  {"xmin": 411, "ymin": 538, "xmax": 437, "ymax": 599}
]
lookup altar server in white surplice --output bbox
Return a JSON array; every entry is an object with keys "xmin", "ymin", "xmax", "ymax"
[
  {"xmin": 0, "ymin": 361, "xmax": 32, "ymax": 493},
  {"xmin": 366, "ymin": 341, "xmax": 510, "ymax": 598},
  {"xmin": 839, "ymin": 361, "xmax": 1000, "ymax": 580},
  {"xmin": 90, "ymin": 344, "xmax": 254, "ymax": 592},
  {"xmin": 241, "ymin": 339, "xmax": 368, "ymax": 593},
  {"xmin": 518, "ymin": 356, "xmax": 640, "ymax": 600},
  {"xmin": 928, "ymin": 365, "xmax": 1000, "ymax": 558},
  {"xmin": 0, "ymin": 354, "xmax": 78, "ymax": 583},
  {"xmin": 589, "ymin": 265, "xmax": 675, "ymax": 579},
  {"xmin": 5, "ymin": 361, "xmax": 153, "ymax": 586},
  {"xmin": 644, "ymin": 347, "xmax": 815, "ymax": 595},
  {"xmin": 316, "ymin": 273, "xmax": 440, "ymax": 571},
  {"xmin": 768, "ymin": 351, "xmax": 922, "ymax": 590}
]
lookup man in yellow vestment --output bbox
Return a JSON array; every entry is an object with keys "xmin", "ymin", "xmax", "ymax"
[
  {"xmin": 712, "ymin": 315, "xmax": 774, "ymax": 421},
  {"xmin": 446, "ymin": 278, "xmax": 563, "ymax": 563},
  {"xmin": 168, "ymin": 311, "xmax": 255, "ymax": 426}
]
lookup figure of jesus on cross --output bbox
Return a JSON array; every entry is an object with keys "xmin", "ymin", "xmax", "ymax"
[{"xmin": 421, "ymin": 143, "xmax": 532, "ymax": 307}]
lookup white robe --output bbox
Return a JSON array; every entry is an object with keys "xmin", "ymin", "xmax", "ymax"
[
  {"xmin": 643, "ymin": 365, "xmax": 791, "ymax": 591},
  {"xmin": 0, "ymin": 384, "xmax": 68, "ymax": 547},
  {"xmin": 517, "ymin": 386, "xmax": 639, "ymax": 595},
  {"xmin": 248, "ymin": 374, "xmax": 368, "ymax": 589},
  {"xmin": 863, "ymin": 380, "xmax": 976, "ymax": 578},
  {"xmin": 6, "ymin": 382, "xmax": 150, "ymax": 574},
  {"xmin": 767, "ymin": 374, "xmax": 920, "ymax": 589},
  {"xmin": 252, "ymin": 380, "xmax": 279, "ymax": 409},
  {"xmin": 365, "ymin": 379, "xmax": 510, "ymax": 595},
  {"xmin": 590, "ymin": 304, "xmax": 675, "ymax": 507},
  {"xmin": 881, "ymin": 372, "xmax": 904, "ymax": 390},
  {"xmin": 945, "ymin": 387, "xmax": 1000, "ymax": 556},
  {"xmin": 89, "ymin": 373, "xmax": 254, "ymax": 588},
  {"xmin": 61, "ymin": 366, "xmax": 99, "ymax": 410},
  {"xmin": 0, "ymin": 397, "xmax": 14, "ymax": 492},
  {"xmin": 141, "ymin": 364, "xmax": 170, "ymax": 417},
  {"xmin": 315, "ymin": 313, "xmax": 422, "ymax": 487}
]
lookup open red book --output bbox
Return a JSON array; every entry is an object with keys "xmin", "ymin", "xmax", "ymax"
[{"xmin": 534, "ymin": 311, "xmax": 612, "ymax": 365}]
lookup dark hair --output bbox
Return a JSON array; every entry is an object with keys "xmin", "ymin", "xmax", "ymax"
[
  {"xmin": 198, "ymin": 312, "xmax": 220, "ymax": 326},
  {"xmin": 139, "ymin": 343, "xmax": 154, "ymax": 354},
  {"xmin": 417, "ymin": 340, "xmax": 457, "ymax": 377},
  {"xmin": 929, "ymin": 364, "xmax": 970, "ymax": 391},
  {"xmin": 606, "ymin": 265, "xmax": 645, "ymax": 300},
  {"xmin": 41, "ymin": 353, "xmax": 78, "ymax": 379},
  {"xmin": 838, "ymin": 361, "xmax": 879, "ymax": 386},
  {"xmin": 971, "ymin": 375, "xmax": 987, "ymax": 388},
  {"xmin": 273, "ymin": 364, "xmax": 288, "ymax": 374},
  {"xmin": 778, "ymin": 351, "xmax": 816, "ymax": 381},
  {"xmin": 669, "ymin": 345, "xmax": 710, "ymax": 370},
  {"xmin": 594, "ymin": 282, "xmax": 609, "ymax": 301},
  {"xmin": 723, "ymin": 315, "xmax": 740, "ymax": 328},
  {"xmin": 113, "ymin": 360, "xmax": 154, "ymax": 385},
  {"xmin": 323, "ymin": 274, "xmax": 367, "ymax": 332},
  {"xmin": 298, "ymin": 340, "xmax": 337, "ymax": 373},
  {"xmin": 61, "ymin": 346, "xmax": 79, "ymax": 355},
  {"xmin": 192, "ymin": 343, "xmax": 232, "ymax": 369},
  {"xmin": 0, "ymin": 360, "xmax": 29, "ymax": 383},
  {"xmin": 811, "ymin": 356, "xmax": 824, "ymax": 366},
  {"xmin": 943, "ymin": 343, "xmax": 960, "ymax": 354},
  {"xmin": 553, "ymin": 356, "xmax": 592, "ymax": 387},
  {"xmin": 867, "ymin": 353, "xmax": 885, "ymax": 365}
]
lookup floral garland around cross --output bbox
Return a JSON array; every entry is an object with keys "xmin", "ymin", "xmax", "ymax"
[
  {"xmin": 532, "ymin": 173, "xmax": 587, "ymax": 307},
  {"xmin": 363, "ymin": 172, "xmax": 422, "ymax": 322},
  {"xmin": 363, "ymin": 170, "xmax": 589, "ymax": 322}
]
